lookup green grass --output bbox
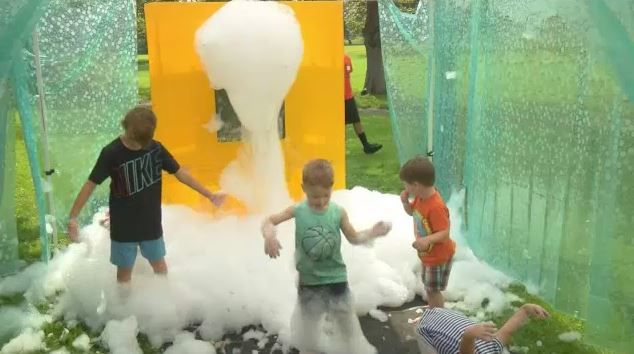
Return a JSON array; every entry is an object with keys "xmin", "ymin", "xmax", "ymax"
[
  {"xmin": 15, "ymin": 123, "xmax": 43, "ymax": 263},
  {"xmin": 488, "ymin": 284, "xmax": 609, "ymax": 354},
  {"xmin": 345, "ymin": 114, "xmax": 401, "ymax": 193},
  {"xmin": 137, "ymin": 55, "xmax": 150, "ymax": 101},
  {"xmin": 8, "ymin": 45, "xmax": 615, "ymax": 354}
]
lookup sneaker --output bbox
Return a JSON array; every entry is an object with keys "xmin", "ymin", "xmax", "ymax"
[{"xmin": 364, "ymin": 143, "xmax": 382, "ymax": 154}]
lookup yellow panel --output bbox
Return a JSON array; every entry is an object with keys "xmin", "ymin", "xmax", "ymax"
[{"xmin": 145, "ymin": 1, "xmax": 344, "ymax": 215}]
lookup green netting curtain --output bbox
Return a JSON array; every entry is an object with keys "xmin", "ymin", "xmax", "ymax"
[
  {"xmin": 0, "ymin": 0, "xmax": 137, "ymax": 274},
  {"xmin": 36, "ymin": 0, "xmax": 138, "ymax": 232},
  {"xmin": 379, "ymin": 0, "xmax": 633, "ymax": 351},
  {"xmin": 0, "ymin": 1, "xmax": 51, "ymax": 274}
]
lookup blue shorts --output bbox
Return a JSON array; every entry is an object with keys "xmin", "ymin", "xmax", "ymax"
[{"xmin": 110, "ymin": 237, "xmax": 166, "ymax": 268}]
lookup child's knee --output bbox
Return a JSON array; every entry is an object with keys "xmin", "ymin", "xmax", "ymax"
[{"xmin": 149, "ymin": 258, "xmax": 168, "ymax": 274}]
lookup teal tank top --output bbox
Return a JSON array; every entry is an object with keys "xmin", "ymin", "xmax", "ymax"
[{"xmin": 294, "ymin": 201, "xmax": 347, "ymax": 285}]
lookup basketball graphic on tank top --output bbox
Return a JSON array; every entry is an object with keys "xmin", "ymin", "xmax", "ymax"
[{"xmin": 301, "ymin": 225, "xmax": 336, "ymax": 261}]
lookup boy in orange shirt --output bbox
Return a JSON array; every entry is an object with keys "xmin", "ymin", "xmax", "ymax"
[{"xmin": 399, "ymin": 156, "xmax": 455, "ymax": 308}]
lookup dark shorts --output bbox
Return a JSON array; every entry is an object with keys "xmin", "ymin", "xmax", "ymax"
[
  {"xmin": 422, "ymin": 259, "xmax": 453, "ymax": 292},
  {"xmin": 344, "ymin": 98, "xmax": 361, "ymax": 124},
  {"xmin": 298, "ymin": 282, "xmax": 350, "ymax": 306}
]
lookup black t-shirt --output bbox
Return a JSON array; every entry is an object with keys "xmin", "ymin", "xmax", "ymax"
[{"xmin": 89, "ymin": 137, "xmax": 180, "ymax": 242}]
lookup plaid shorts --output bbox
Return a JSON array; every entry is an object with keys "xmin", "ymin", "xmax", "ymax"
[{"xmin": 422, "ymin": 259, "xmax": 453, "ymax": 292}]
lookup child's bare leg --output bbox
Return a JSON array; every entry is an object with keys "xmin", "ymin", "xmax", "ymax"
[
  {"xmin": 426, "ymin": 290, "xmax": 444, "ymax": 308},
  {"xmin": 330, "ymin": 297, "xmax": 375, "ymax": 354},
  {"xmin": 291, "ymin": 296, "xmax": 324, "ymax": 353},
  {"xmin": 117, "ymin": 267, "xmax": 133, "ymax": 283},
  {"xmin": 149, "ymin": 258, "xmax": 168, "ymax": 275}
]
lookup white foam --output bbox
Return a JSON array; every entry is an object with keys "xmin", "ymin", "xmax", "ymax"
[
  {"xmin": 195, "ymin": 0, "xmax": 303, "ymax": 214},
  {"xmin": 71, "ymin": 333, "xmax": 90, "ymax": 351},
  {"xmin": 558, "ymin": 331, "xmax": 582, "ymax": 342},
  {"xmin": 100, "ymin": 316, "xmax": 142, "ymax": 354},
  {"xmin": 164, "ymin": 332, "xmax": 216, "ymax": 354},
  {"xmin": 0, "ymin": 187, "xmax": 515, "ymax": 352},
  {"xmin": 368, "ymin": 309, "xmax": 389, "ymax": 322},
  {"xmin": 0, "ymin": 328, "xmax": 45, "ymax": 354}
]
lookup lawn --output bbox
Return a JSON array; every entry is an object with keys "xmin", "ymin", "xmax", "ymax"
[{"xmin": 6, "ymin": 45, "xmax": 616, "ymax": 354}]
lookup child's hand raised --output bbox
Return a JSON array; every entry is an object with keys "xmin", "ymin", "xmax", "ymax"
[
  {"xmin": 371, "ymin": 221, "xmax": 392, "ymax": 237},
  {"xmin": 464, "ymin": 322, "xmax": 498, "ymax": 341},
  {"xmin": 400, "ymin": 190, "xmax": 410, "ymax": 204}
]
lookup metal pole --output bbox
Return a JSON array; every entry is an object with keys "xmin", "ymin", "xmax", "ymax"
[
  {"xmin": 427, "ymin": 0, "xmax": 435, "ymax": 161},
  {"xmin": 32, "ymin": 27, "xmax": 58, "ymax": 254}
]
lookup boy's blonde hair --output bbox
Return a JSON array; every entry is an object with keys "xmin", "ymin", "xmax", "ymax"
[
  {"xmin": 399, "ymin": 156, "xmax": 435, "ymax": 187},
  {"xmin": 121, "ymin": 104, "xmax": 157, "ymax": 148},
  {"xmin": 302, "ymin": 159, "xmax": 334, "ymax": 188}
]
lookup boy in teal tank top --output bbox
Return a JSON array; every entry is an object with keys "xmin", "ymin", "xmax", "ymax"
[{"xmin": 261, "ymin": 159, "xmax": 391, "ymax": 354}]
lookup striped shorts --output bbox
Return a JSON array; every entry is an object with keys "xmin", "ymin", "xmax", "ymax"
[{"xmin": 422, "ymin": 259, "xmax": 453, "ymax": 292}]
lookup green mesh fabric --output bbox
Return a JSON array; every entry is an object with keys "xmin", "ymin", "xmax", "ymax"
[
  {"xmin": 0, "ymin": 0, "xmax": 137, "ymax": 271},
  {"xmin": 379, "ymin": 0, "xmax": 633, "ymax": 351},
  {"xmin": 0, "ymin": 0, "xmax": 51, "ymax": 273},
  {"xmin": 12, "ymin": 57, "xmax": 50, "ymax": 263},
  {"xmin": 35, "ymin": 0, "xmax": 138, "ymax": 230},
  {"xmin": 378, "ymin": 0, "xmax": 430, "ymax": 163},
  {"xmin": 0, "ymin": 95, "xmax": 20, "ymax": 275}
]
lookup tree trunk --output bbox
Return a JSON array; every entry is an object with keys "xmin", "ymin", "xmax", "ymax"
[{"xmin": 362, "ymin": 1, "xmax": 386, "ymax": 95}]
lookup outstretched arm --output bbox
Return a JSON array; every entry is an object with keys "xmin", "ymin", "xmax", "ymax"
[
  {"xmin": 496, "ymin": 304, "xmax": 550, "ymax": 346},
  {"xmin": 340, "ymin": 209, "xmax": 391, "ymax": 245},
  {"xmin": 261, "ymin": 206, "xmax": 295, "ymax": 258},
  {"xmin": 175, "ymin": 168, "xmax": 225, "ymax": 207},
  {"xmin": 68, "ymin": 181, "xmax": 97, "ymax": 242}
]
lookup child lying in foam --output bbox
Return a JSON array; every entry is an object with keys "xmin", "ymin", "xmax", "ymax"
[{"xmin": 414, "ymin": 304, "xmax": 550, "ymax": 354}]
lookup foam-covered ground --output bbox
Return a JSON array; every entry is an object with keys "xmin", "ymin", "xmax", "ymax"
[{"xmin": 0, "ymin": 188, "xmax": 517, "ymax": 353}]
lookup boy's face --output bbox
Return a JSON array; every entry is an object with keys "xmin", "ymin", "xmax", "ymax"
[{"xmin": 302, "ymin": 184, "xmax": 332, "ymax": 211}]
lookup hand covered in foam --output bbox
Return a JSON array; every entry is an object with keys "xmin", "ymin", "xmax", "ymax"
[
  {"xmin": 264, "ymin": 237, "xmax": 282, "ymax": 259},
  {"xmin": 261, "ymin": 219, "xmax": 282, "ymax": 258},
  {"xmin": 371, "ymin": 221, "xmax": 392, "ymax": 238}
]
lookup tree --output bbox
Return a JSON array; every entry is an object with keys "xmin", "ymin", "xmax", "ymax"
[
  {"xmin": 362, "ymin": 1, "xmax": 386, "ymax": 95},
  {"xmin": 358, "ymin": 0, "xmax": 418, "ymax": 95}
]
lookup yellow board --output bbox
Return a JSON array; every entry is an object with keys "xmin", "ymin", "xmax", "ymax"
[{"xmin": 145, "ymin": 1, "xmax": 344, "ymax": 214}]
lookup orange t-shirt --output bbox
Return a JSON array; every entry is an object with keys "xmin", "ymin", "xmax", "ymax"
[
  {"xmin": 344, "ymin": 55, "xmax": 354, "ymax": 100},
  {"xmin": 411, "ymin": 190, "xmax": 456, "ymax": 266}
]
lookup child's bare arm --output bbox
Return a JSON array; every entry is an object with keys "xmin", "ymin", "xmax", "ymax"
[
  {"xmin": 427, "ymin": 229, "xmax": 450, "ymax": 243},
  {"xmin": 400, "ymin": 190, "xmax": 413, "ymax": 215},
  {"xmin": 261, "ymin": 206, "xmax": 295, "ymax": 258},
  {"xmin": 459, "ymin": 331, "xmax": 476, "ymax": 354},
  {"xmin": 460, "ymin": 322, "xmax": 497, "ymax": 354},
  {"xmin": 68, "ymin": 181, "xmax": 97, "ymax": 242},
  {"xmin": 174, "ymin": 168, "xmax": 225, "ymax": 207},
  {"xmin": 496, "ymin": 304, "xmax": 549, "ymax": 345},
  {"xmin": 340, "ymin": 209, "xmax": 391, "ymax": 245}
]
